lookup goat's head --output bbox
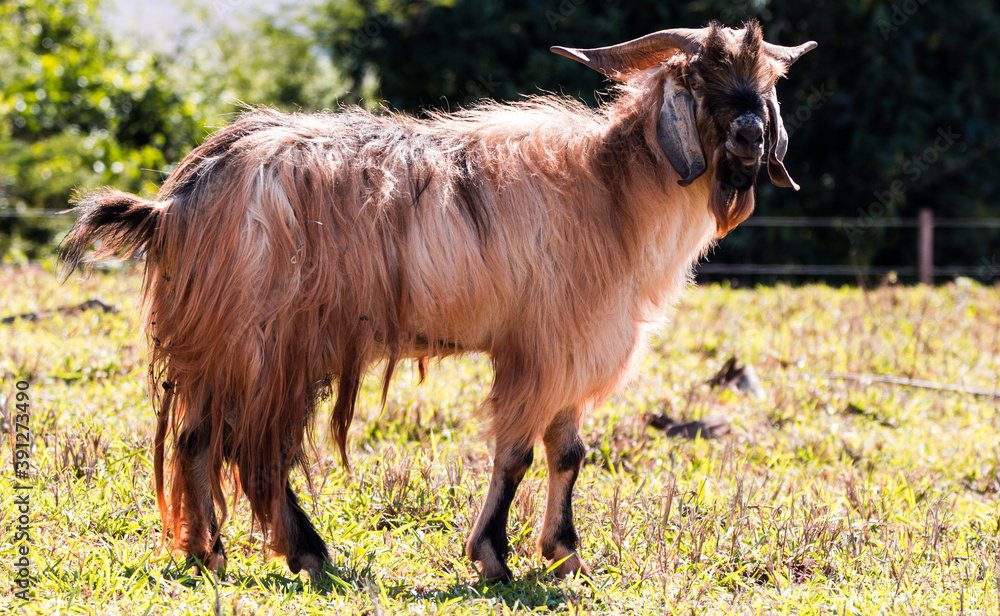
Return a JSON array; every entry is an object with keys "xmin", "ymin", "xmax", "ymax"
[{"xmin": 553, "ymin": 21, "xmax": 816, "ymax": 236}]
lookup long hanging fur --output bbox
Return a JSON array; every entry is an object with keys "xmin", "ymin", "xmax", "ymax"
[{"xmin": 60, "ymin": 22, "xmax": 796, "ymax": 570}]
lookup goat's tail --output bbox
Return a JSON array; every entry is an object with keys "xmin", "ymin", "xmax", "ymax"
[{"xmin": 60, "ymin": 188, "xmax": 166, "ymax": 274}]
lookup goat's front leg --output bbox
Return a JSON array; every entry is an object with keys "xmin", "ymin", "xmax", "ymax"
[
  {"xmin": 466, "ymin": 443, "xmax": 534, "ymax": 581},
  {"xmin": 538, "ymin": 405, "xmax": 589, "ymax": 578}
]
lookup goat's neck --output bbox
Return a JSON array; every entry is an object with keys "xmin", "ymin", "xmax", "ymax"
[
  {"xmin": 597, "ymin": 109, "xmax": 717, "ymax": 313},
  {"xmin": 637, "ymin": 172, "xmax": 716, "ymax": 313},
  {"xmin": 600, "ymin": 135, "xmax": 715, "ymax": 312}
]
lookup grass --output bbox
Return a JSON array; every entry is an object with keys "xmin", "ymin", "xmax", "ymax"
[{"xmin": 1, "ymin": 260, "xmax": 999, "ymax": 614}]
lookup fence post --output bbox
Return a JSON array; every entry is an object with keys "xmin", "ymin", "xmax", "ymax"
[{"xmin": 919, "ymin": 208, "xmax": 934, "ymax": 284}]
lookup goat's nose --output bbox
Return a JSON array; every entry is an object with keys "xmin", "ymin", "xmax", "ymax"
[{"xmin": 735, "ymin": 123, "xmax": 764, "ymax": 147}]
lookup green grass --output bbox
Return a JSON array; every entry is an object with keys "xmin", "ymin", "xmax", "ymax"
[{"xmin": 2, "ymin": 261, "xmax": 999, "ymax": 614}]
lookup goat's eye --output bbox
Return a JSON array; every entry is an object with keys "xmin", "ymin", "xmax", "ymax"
[{"xmin": 689, "ymin": 81, "xmax": 701, "ymax": 90}]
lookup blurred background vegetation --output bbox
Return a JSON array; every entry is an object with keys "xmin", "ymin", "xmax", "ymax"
[{"xmin": 2, "ymin": 0, "xmax": 998, "ymax": 283}]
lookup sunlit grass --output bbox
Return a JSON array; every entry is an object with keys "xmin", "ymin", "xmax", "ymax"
[{"xmin": 2, "ymin": 262, "xmax": 999, "ymax": 614}]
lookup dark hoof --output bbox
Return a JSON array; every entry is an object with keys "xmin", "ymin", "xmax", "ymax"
[
  {"xmin": 480, "ymin": 561, "xmax": 514, "ymax": 584},
  {"xmin": 185, "ymin": 549, "xmax": 226, "ymax": 578},
  {"xmin": 288, "ymin": 552, "xmax": 327, "ymax": 580},
  {"xmin": 551, "ymin": 553, "xmax": 589, "ymax": 579},
  {"xmin": 468, "ymin": 540, "xmax": 514, "ymax": 583}
]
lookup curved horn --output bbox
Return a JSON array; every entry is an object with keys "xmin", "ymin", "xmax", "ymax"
[
  {"xmin": 762, "ymin": 40, "xmax": 817, "ymax": 67},
  {"xmin": 551, "ymin": 28, "xmax": 708, "ymax": 77}
]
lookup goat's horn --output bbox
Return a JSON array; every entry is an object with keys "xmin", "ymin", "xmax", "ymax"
[
  {"xmin": 551, "ymin": 28, "xmax": 708, "ymax": 76},
  {"xmin": 762, "ymin": 40, "xmax": 818, "ymax": 67}
]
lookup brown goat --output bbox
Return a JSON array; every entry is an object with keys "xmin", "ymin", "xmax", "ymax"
[{"xmin": 61, "ymin": 22, "xmax": 814, "ymax": 581}]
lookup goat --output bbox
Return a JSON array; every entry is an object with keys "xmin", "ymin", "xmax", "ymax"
[{"xmin": 61, "ymin": 21, "xmax": 815, "ymax": 582}]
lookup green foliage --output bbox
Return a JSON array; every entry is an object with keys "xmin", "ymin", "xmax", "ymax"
[
  {"xmin": 3, "ymin": 267, "xmax": 1000, "ymax": 612},
  {"xmin": 0, "ymin": 0, "xmax": 350, "ymax": 259},
  {"xmin": 161, "ymin": 2, "xmax": 350, "ymax": 114},
  {"xmin": 0, "ymin": 0, "xmax": 208, "ymax": 256}
]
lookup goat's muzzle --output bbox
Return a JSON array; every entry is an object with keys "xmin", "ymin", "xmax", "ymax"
[
  {"xmin": 725, "ymin": 113, "xmax": 765, "ymax": 165},
  {"xmin": 718, "ymin": 113, "xmax": 764, "ymax": 192}
]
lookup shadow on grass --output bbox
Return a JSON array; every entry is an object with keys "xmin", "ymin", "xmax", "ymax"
[
  {"xmin": 410, "ymin": 573, "xmax": 587, "ymax": 612},
  {"xmin": 313, "ymin": 558, "xmax": 588, "ymax": 611},
  {"xmin": 135, "ymin": 553, "xmax": 593, "ymax": 611}
]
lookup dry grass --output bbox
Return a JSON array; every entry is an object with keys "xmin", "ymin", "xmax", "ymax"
[{"xmin": 1, "ymin": 260, "xmax": 999, "ymax": 614}]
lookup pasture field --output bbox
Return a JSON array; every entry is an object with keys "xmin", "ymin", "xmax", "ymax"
[{"xmin": 1, "ymin": 261, "xmax": 999, "ymax": 615}]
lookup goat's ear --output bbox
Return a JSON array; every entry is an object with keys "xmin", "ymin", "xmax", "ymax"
[
  {"xmin": 765, "ymin": 88, "xmax": 800, "ymax": 190},
  {"xmin": 658, "ymin": 77, "xmax": 706, "ymax": 186}
]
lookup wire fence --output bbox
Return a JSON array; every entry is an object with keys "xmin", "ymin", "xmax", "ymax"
[
  {"xmin": 696, "ymin": 264, "xmax": 989, "ymax": 277},
  {"xmin": 696, "ymin": 209, "xmax": 1000, "ymax": 282},
  {"xmin": 737, "ymin": 216, "xmax": 1000, "ymax": 228}
]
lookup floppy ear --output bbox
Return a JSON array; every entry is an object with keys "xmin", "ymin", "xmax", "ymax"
[
  {"xmin": 658, "ymin": 77, "xmax": 706, "ymax": 186},
  {"xmin": 765, "ymin": 87, "xmax": 800, "ymax": 190}
]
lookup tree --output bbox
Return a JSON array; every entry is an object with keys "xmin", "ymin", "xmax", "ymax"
[
  {"xmin": 0, "ymin": 0, "xmax": 351, "ymax": 258},
  {"xmin": 0, "ymin": 0, "xmax": 207, "ymax": 257}
]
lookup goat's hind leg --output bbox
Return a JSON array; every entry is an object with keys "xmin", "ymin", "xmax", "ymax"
[
  {"xmin": 237, "ymin": 450, "xmax": 331, "ymax": 578},
  {"xmin": 538, "ymin": 405, "xmax": 589, "ymax": 578},
  {"xmin": 277, "ymin": 482, "xmax": 330, "ymax": 578},
  {"xmin": 175, "ymin": 423, "xmax": 227, "ymax": 574}
]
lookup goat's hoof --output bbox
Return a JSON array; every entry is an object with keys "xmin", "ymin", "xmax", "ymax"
[
  {"xmin": 467, "ymin": 540, "xmax": 514, "ymax": 583},
  {"xmin": 552, "ymin": 553, "xmax": 589, "ymax": 579},
  {"xmin": 185, "ymin": 550, "xmax": 227, "ymax": 578},
  {"xmin": 288, "ymin": 553, "xmax": 327, "ymax": 580},
  {"xmin": 544, "ymin": 547, "xmax": 589, "ymax": 579},
  {"xmin": 476, "ymin": 559, "xmax": 514, "ymax": 584}
]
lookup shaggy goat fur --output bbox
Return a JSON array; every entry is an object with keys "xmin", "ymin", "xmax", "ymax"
[{"xmin": 61, "ymin": 21, "xmax": 810, "ymax": 581}]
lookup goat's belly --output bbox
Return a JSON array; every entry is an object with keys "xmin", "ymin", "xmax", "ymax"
[
  {"xmin": 397, "ymin": 310, "xmax": 497, "ymax": 356},
  {"xmin": 401, "ymin": 235, "xmax": 514, "ymax": 354}
]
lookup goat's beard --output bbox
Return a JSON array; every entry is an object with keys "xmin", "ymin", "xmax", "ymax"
[{"xmin": 709, "ymin": 151, "xmax": 759, "ymax": 238}]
